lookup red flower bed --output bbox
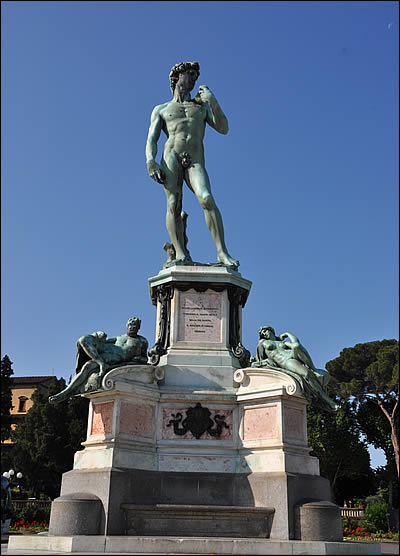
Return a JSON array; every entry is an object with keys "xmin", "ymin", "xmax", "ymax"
[
  {"xmin": 8, "ymin": 519, "xmax": 48, "ymax": 533},
  {"xmin": 343, "ymin": 526, "xmax": 371, "ymax": 538},
  {"xmin": 343, "ymin": 526, "xmax": 399, "ymax": 541}
]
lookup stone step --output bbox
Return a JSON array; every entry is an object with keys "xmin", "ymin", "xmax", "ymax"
[
  {"xmin": 121, "ymin": 504, "xmax": 275, "ymax": 537},
  {"xmin": 7, "ymin": 534, "xmax": 382, "ymax": 555}
]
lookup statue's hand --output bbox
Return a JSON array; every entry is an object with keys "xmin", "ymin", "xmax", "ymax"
[
  {"xmin": 147, "ymin": 161, "xmax": 165, "ymax": 184},
  {"xmin": 98, "ymin": 361, "xmax": 109, "ymax": 377},
  {"xmin": 196, "ymin": 85, "xmax": 215, "ymax": 104}
]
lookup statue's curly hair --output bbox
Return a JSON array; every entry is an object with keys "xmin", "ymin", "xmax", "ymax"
[
  {"xmin": 127, "ymin": 317, "xmax": 141, "ymax": 328},
  {"xmin": 169, "ymin": 61, "xmax": 200, "ymax": 93}
]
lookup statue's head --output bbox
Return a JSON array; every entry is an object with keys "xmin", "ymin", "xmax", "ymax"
[
  {"xmin": 126, "ymin": 317, "xmax": 141, "ymax": 336},
  {"xmin": 259, "ymin": 326, "xmax": 276, "ymax": 340},
  {"xmin": 169, "ymin": 61, "xmax": 200, "ymax": 93}
]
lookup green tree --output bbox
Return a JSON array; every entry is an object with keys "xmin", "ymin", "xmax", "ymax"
[
  {"xmin": 307, "ymin": 401, "xmax": 375, "ymax": 504},
  {"xmin": 1, "ymin": 355, "xmax": 14, "ymax": 441},
  {"xmin": 10, "ymin": 377, "xmax": 89, "ymax": 499},
  {"xmin": 326, "ymin": 340, "xmax": 399, "ymax": 478}
]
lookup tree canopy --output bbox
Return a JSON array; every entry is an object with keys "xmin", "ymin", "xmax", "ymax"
[
  {"xmin": 326, "ymin": 339, "xmax": 399, "ymax": 478},
  {"xmin": 1, "ymin": 355, "xmax": 14, "ymax": 441},
  {"xmin": 10, "ymin": 377, "xmax": 89, "ymax": 499},
  {"xmin": 307, "ymin": 401, "xmax": 375, "ymax": 504}
]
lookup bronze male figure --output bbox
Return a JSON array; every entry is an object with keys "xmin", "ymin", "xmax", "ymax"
[{"xmin": 146, "ymin": 61, "xmax": 239, "ymax": 269}]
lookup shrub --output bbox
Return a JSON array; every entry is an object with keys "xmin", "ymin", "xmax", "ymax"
[
  {"xmin": 359, "ymin": 519, "xmax": 377, "ymax": 533},
  {"xmin": 12, "ymin": 503, "xmax": 50, "ymax": 524},
  {"xmin": 363, "ymin": 502, "xmax": 388, "ymax": 532},
  {"xmin": 342, "ymin": 517, "xmax": 360, "ymax": 529},
  {"xmin": 365, "ymin": 493, "xmax": 385, "ymax": 506},
  {"xmin": 375, "ymin": 530, "xmax": 399, "ymax": 540}
]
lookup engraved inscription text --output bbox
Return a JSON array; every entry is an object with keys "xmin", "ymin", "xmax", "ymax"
[{"xmin": 177, "ymin": 291, "xmax": 222, "ymax": 343}]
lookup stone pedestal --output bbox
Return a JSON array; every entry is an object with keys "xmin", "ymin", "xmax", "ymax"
[
  {"xmin": 54, "ymin": 363, "xmax": 334, "ymax": 539},
  {"xmin": 147, "ymin": 265, "xmax": 252, "ymax": 386},
  {"xmin": 46, "ymin": 265, "xmax": 341, "ymax": 543}
]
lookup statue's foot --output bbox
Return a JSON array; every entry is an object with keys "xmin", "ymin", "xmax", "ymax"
[
  {"xmin": 175, "ymin": 254, "xmax": 193, "ymax": 265},
  {"xmin": 163, "ymin": 254, "xmax": 193, "ymax": 269},
  {"xmin": 218, "ymin": 251, "xmax": 240, "ymax": 270}
]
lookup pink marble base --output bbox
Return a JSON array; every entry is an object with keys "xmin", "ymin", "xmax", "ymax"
[
  {"xmin": 119, "ymin": 402, "xmax": 153, "ymax": 438},
  {"xmin": 243, "ymin": 405, "xmax": 278, "ymax": 441},
  {"xmin": 91, "ymin": 402, "xmax": 114, "ymax": 435}
]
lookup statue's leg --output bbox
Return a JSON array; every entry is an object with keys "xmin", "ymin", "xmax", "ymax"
[
  {"xmin": 285, "ymin": 359, "xmax": 309, "ymax": 379},
  {"xmin": 161, "ymin": 156, "xmax": 190, "ymax": 261},
  {"xmin": 48, "ymin": 361, "xmax": 99, "ymax": 404},
  {"xmin": 286, "ymin": 360, "xmax": 338, "ymax": 411},
  {"xmin": 314, "ymin": 368, "xmax": 330, "ymax": 388},
  {"xmin": 186, "ymin": 164, "xmax": 239, "ymax": 269}
]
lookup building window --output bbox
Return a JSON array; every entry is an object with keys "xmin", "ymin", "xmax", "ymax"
[{"xmin": 18, "ymin": 397, "xmax": 28, "ymax": 412}]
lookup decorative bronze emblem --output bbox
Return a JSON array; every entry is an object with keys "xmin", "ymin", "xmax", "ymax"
[{"xmin": 167, "ymin": 402, "xmax": 229, "ymax": 439}]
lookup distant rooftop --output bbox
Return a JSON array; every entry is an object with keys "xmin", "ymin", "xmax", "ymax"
[{"xmin": 12, "ymin": 376, "xmax": 54, "ymax": 384}]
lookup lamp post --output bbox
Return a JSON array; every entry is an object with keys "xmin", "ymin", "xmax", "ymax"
[{"xmin": 1, "ymin": 469, "xmax": 23, "ymax": 534}]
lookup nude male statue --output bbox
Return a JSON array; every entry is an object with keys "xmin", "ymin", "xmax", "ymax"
[
  {"xmin": 49, "ymin": 318, "xmax": 149, "ymax": 404},
  {"xmin": 146, "ymin": 61, "xmax": 239, "ymax": 269}
]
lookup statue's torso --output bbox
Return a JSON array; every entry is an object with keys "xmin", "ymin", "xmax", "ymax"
[
  {"xmin": 259, "ymin": 339, "xmax": 293, "ymax": 367},
  {"xmin": 114, "ymin": 334, "xmax": 146, "ymax": 361},
  {"xmin": 160, "ymin": 100, "xmax": 207, "ymax": 162}
]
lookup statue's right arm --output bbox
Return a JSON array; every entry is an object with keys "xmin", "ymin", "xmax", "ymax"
[
  {"xmin": 146, "ymin": 105, "xmax": 166, "ymax": 184},
  {"xmin": 280, "ymin": 332, "xmax": 299, "ymax": 347}
]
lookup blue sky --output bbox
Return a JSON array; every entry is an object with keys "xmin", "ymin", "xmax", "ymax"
[{"xmin": 2, "ymin": 1, "xmax": 398, "ymax": 470}]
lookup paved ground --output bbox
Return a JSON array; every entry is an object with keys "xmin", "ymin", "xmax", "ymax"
[{"xmin": 1, "ymin": 536, "xmax": 398, "ymax": 555}]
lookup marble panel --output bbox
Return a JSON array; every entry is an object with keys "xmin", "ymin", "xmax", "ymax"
[
  {"xmin": 284, "ymin": 406, "xmax": 305, "ymax": 441},
  {"xmin": 243, "ymin": 405, "xmax": 278, "ymax": 441},
  {"xmin": 90, "ymin": 402, "xmax": 114, "ymax": 435},
  {"xmin": 119, "ymin": 402, "xmax": 153, "ymax": 438},
  {"xmin": 158, "ymin": 453, "xmax": 235, "ymax": 473}
]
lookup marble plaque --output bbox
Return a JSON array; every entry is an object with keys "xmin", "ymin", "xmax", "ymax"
[{"xmin": 177, "ymin": 290, "xmax": 222, "ymax": 343}]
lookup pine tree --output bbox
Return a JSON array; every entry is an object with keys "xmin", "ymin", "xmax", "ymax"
[
  {"xmin": 327, "ymin": 339, "xmax": 399, "ymax": 478},
  {"xmin": 1, "ymin": 355, "xmax": 14, "ymax": 441}
]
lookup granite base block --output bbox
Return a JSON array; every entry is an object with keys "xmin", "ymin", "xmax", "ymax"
[
  {"xmin": 7, "ymin": 535, "xmax": 381, "ymax": 554},
  {"xmin": 48, "ymin": 492, "xmax": 103, "ymax": 536},
  {"xmin": 121, "ymin": 504, "xmax": 274, "ymax": 537},
  {"xmin": 58, "ymin": 467, "xmax": 332, "ymax": 539},
  {"xmin": 295, "ymin": 500, "xmax": 343, "ymax": 541}
]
